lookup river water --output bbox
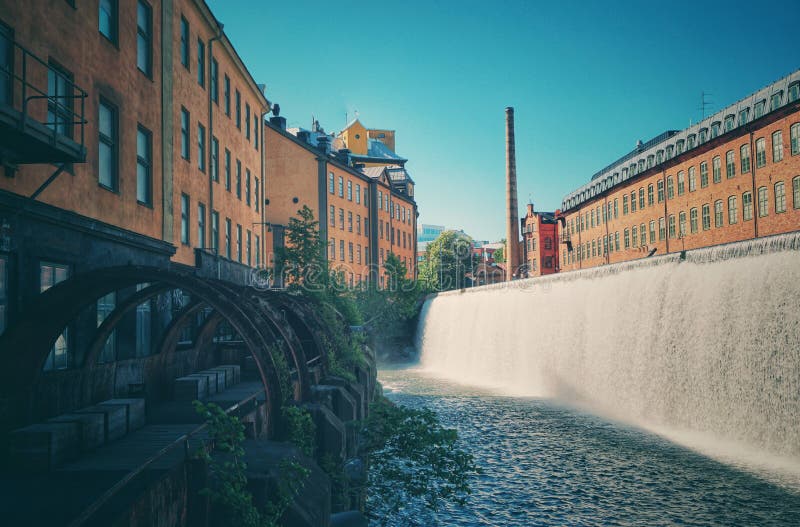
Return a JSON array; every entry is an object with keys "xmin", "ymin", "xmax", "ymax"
[{"xmin": 379, "ymin": 366, "xmax": 800, "ymax": 527}]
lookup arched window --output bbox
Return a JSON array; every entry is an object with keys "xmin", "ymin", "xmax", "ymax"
[
  {"xmin": 668, "ymin": 215, "xmax": 676, "ymax": 238},
  {"xmin": 647, "ymin": 184, "xmax": 654, "ymax": 205},
  {"xmin": 740, "ymin": 144, "xmax": 751, "ymax": 173},
  {"xmin": 794, "ymin": 176, "xmax": 800, "ymax": 209},
  {"xmin": 758, "ymin": 186, "xmax": 769, "ymax": 217},
  {"xmin": 677, "ymin": 171, "xmax": 685, "ymax": 195},
  {"xmin": 714, "ymin": 200, "xmax": 724, "ymax": 228},
  {"xmin": 728, "ymin": 196, "xmax": 738, "ymax": 225},
  {"xmin": 775, "ymin": 181, "xmax": 786, "ymax": 213},
  {"xmin": 690, "ymin": 208, "xmax": 698, "ymax": 233},
  {"xmin": 667, "ymin": 176, "xmax": 674, "ymax": 199},
  {"xmin": 726, "ymin": 151, "xmax": 735, "ymax": 178},
  {"xmin": 678, "ymin": 212, "xmax": 686, "ymax": 237},
  {"xmin": 791, "ymin": 123, "xmax": 800, "ymax": 156},
  {"xmin": 702, "ymin": 204, "xmax": 711, "ymax": 230},
  {"xmin": 688, "ymin": 166, "xmax": 696, "ymax": 192}
]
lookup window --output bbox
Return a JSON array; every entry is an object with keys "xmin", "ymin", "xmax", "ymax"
[
  {"xmin": 99, "ymin": 0, "xmax": 117, "ymax": 43},
  {"xmin": 41, "ymin": 262, "xmax": 70, "ymax": 370},
  {"xmin": 758, "ymin": 186, "xmax": 769, "ymax": 217},
  {"xmin": 236, "ymin": 159, "xmax": 242, "ymax": 199},
  {"xmin": 711, "ymin": 122, "xmax": 721, "ymax": 139},
  {"xmin": 254, "ymin": 115, "xmax": 258, "ymax": 150},
  {"xmin": 724, "ymin": 151, "xmax": 735, "ymax": 179},
  {"xmin": 739, "ymin": 108, "xmax": 749, "ymax": 126},
  {"xmin": 775, "ymin": 181, "xmax": 786, "ymax": 213},
  {"xmin": 668, "ymin": 215, "xmax": 676, "ymax": 238},
  {"xmin": 688, "ymin": 167, "xmax": 696, "ymax": 192},
  {"xmin": 180, "ymin": 107, "xmax": 190, "ymax": 160},
  {"xmin": 339, "ymin": 208, "xmax": 344, "ymax": 230},
  {"xmin": 245, "ymin": 169, "xmax": 251, "ymax": 205},
  {"xmin": 339, "ymin": 176, "xmax": 344, "ymax": 197},
  {"xmin": 676, "ymin": 140, "xmax": 685, "ymax": 154},
  {"xmin": 197, "ymin": 123, "xmax": 206, "ymax": 172},
  {"xmin": 329, "ymin": 173, "xmax": 335, "ymax": 194},
  {"xmin": 790, "ymin": 83, "xmax": 800, "ymax": 103},
  {"xmin": 630, "ymin": 191, "xmax": 637, "ymax": 213},
  {"xmin": 659, "ymin": 217, "xmax": 665, "ymax": 240},
  {"xmin": 197, "ymin": 39, "xmax": 205, "ymax": 87},
  {"xmin": 235, "ymin": 90, "xmax": 241, "ymax": 129},
  {"xmin": 246, "ymin": 231, "xmax": 251, "ymax": 266},
  {"xmin": 98, "ymin": 99, "xmax": 117, "ymax": 190},
  {"xmin": 136, "ymin": 126, "xmax": 151, "ymax": 205},
  {"xmin": 639, "ymin": 188, "xmax": 645, "ymax": 209},
  {"xmin": 329, "ymin": 205, "xmax": 335, "ymax": 226},
  {"xmin": 795, "ymin": 177, "xmax": 800, "ymax": 209},
  {"xmin": 756, "ymin": 138, "xmax": 766, "ymax": 167},
  {"xmin": 770, "ymin": 92, "xmax": 782, "ymax": 112},
  {"xmin": 649, "ymin": 220, "xmax": 656, "ymax": 243},
  {"xmin": 690, "ymin": 208, "xmax": 698, "ymax": 233},
  {"xmin": 724, "ymin": 115, "xmax": 735, "ymax": 132},
  {"xmin": 225, "ymin": 218, "xmax": 231, "ymax": 258},
  {"xmin": 224, "ymin": 75, "xmax": 230, "ymax": 116},
  {"xmin": 754, "ymin": 100, "xmax": 766, "ymax": 119},
  {"xmin": 348, "ymin": 211, "xmax": 353, "ymax": 232},
  {"xmin": 356, "ymin": 214, "xmax": 361, "ymax": 235},
  {"xmin": 741, "ymin": 144, "xmax": 751, "ymax": 173},
  {"xmin": 254, "ymin": 179, "xmax": 259, "ymax": 212},
  {"xmin": 728, "ymin": 196, "xmax": 738, "ymax": 224},
  {"xmin": 700, "ymin": 161, "xmax": 708, "ymax": 188},
  {"xmin": 0, "ymin": 255, "xmax": 7, "ymax": 336},
  {"xmin": 135, "ymin": 283, "xmax": 152, "ymax": 357},
  {"xmin": 211, "ymin": 136, "xmax": 219, "ymax": 181},
  {"xmin": 792, "ymin": 123, "xmax": 800, "ymax": 156},
  {"xmin": 743, "ymin": 191, "xmax": 753, "ymax": 221},
  {"xmin": 136, "ymin": 1, "xmax": 152, "ymax": 76},
  {"xmin": 224, "ymin": 149, "xmax": 231, "ymax": 190},
  {"xmin": 97, "ymin": 292, "xmax": 116, "ymax": 363},
  {"xmin": 356, "ymin": 184, "xmax": 361, "ymax": 204},
  {"xmin": 47, "ymin": 63, "xmax": 74, "ymax": 139},
  {"xmin": 180, "ymin": 194, "xmax": 190, "ymax": 244},
  {"xmin": 689, "ymin": 134, "xmax": 698, "ymax": 148},
  {"xmin": 340, "ymin": 240, "xmax": 345, "ymax": 261},
  {"xmin": 236, "ymin": 225, "xmax": 242, "ymax": 262},
  {"xmin": 667, "ymin": 176, "xmax": 674, "ymax": 199},
  {"xmin": 615, "ymin": 231, "xmax": 620, "ymax": 251},
  {"xmin": 211, "ymin": 211, "xmax": 219, "ymax": 253},
  {"xmin": 347, "ymin": 180, "xmax": 353, "ymax": 201},
  {"xmin": 678, "ymin": 212, "xmax": 686, "ymax": 238},
  {"xmin": 197, "ymin": 203, "xmax": 206, "ymax": 249},
  {"xmin": 714, "ymin": 200, "xmax": 723, "ymax": 228},
  {"xmin": 631, "ymin": 226, "xmax": 638, "ymax": 247},
  {"xmin": 349, "ymin": 242, "xmax": 354, "ymax": 263},
  {"xmin": 180, "ymin": 16, "xmax": 189, "ymax": 68},
  {"xmin": 256, "ymin": 235, "xmax": 260, "ymax": 267},
  {"xmin": 772, "ymin": 131, "xmax": 783, "ymax": 162},
  {"xmin": 702, "ymin": 204, "xmax": 711, "ymax": 230},
  {"xmin": 657, "ymin": 180, "xmax": 664, "ymax": 202},
  {"xmin": 677, "ymin": 172, "xmax": 685, "ymax": 195},
  {"xmin": 712, "ymin": 156, "xmax": 721, "ymax": 183},
  {"xmin": 614, "ymin": 198, "xmax": 619, "ymax": 218},
  {"xmin": 329, "ymin": 239, "xmax": 335, "ymax": 260},
  {"xmin": 245, "ymin": 103, "xmax": 250, "ymax": 140}
]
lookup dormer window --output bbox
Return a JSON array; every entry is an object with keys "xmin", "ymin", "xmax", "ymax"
[
  {"xmin": 656, "ymin": 150, "xmax": 664, "ymax": 164},
  {"xmin": 724, "ymin": 114, "xmax": 735, "ymax": 132},
  {"xmin": 638, "ymin": 159, "xmax": 645, "ymax": 172},
  {"xmin": 666, "ymin": 145, "xmax": 674, "ymax": 159},
  {"xmin": 789, "ymin": 82, "xmax": 800, "ymax": 103},
  {"xmin": 687, "ymin": 134, "xmax": 696, "ymax": 149},
  {"xmin": 770, "ymin": 91, "xmax": 783, "ymax": 111},
  {"xmin": 739, "ymin": 108, "xmax": 749, "ymax": 126},
  {"xmin": 711, "ymin": 122, "xmax": 721, "ymax": 138},
  {"xmin": 754, "ymin": 99, "xmax": 766, "ymax": 119},
  {"xmin": 647, "ymin": 155, "xmax": 654, "ymax": 169},
  {"xmin": 676, "ymin": 139, "xmax": 685, "ymax": 154},
  {"xmin": 622, "ymin": 168, "xmax": 628, "ymax": 179}
]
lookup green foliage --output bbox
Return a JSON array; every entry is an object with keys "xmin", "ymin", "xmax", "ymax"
[
  {"xmin": 281, "ymin": 405, "xmax": 316, "ymax": 458},
  {"xmin": 275, "ymin": 205, "xmax": 328, "ymax": 290},
  {"xmin": 319, "ymin": 454, "xmax": 350, "ymax": 512},
  {"xmin": 194, "ymin": 401, "xmax": 310, "ymax": 527},
  {"xmin": 363, "ymin": 396, "xmax": 479, "ymax": 519},
  {"xmin": 493, "ymin": 239, "xmax": 506, "ymax": 263},
  {"xmin": 417, "ymin": 230, "xmax": 478, "ymax": 292}
]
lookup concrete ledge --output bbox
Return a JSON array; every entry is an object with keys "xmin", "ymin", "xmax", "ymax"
[
  {"xmin": 201, "ymin": 369, "xmax": 227, "ymax": 393},
  {"xmin": 303, "ymin": 403, "xmax": 346, "ymax": 463},
  {"xmin": 218, "ymin": 364, "xmax": 241, "ymax": 385},
  {"xmin": 10, "ymin": 422, "xmax": 80, "ymax": 471},
  {"xmin": 100, "ymin": 398, "xmax": 146, "ymax": 432},
  {"xmin": 188, "ymin": 373, "xmax": 218, "ymax": 396},
  {"xmin": 76, "ymin": 404, "xmax": 128, "ymax": 442},
  {"xmin": 174, "ymin": 376, "xmax": 207, "ymax": 401},
  {"xmin": 48, "ymin": 412, "xmax": 106, "ymax": 451},
  {"xmin": 312, "ymin": 385, "xmax": 357, "ymax": 423}
]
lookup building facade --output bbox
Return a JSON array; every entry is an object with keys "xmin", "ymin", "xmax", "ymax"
[
  {"xmin": 521, "ymin": 204, "xmax": 558, "ymax": 276},
  {"xmin": 557, "ymin": 70, "xmax": 800, "ymax": 272}
]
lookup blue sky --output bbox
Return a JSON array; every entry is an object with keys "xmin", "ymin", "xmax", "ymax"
[{"xmin": 208, "ymin": 0, "xmax": 799, "ymax": 241}]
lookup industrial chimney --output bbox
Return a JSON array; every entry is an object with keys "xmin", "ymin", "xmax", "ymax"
[{"xmin": 505, "ymin": 107, "xmax": 521, "ymax": 281}]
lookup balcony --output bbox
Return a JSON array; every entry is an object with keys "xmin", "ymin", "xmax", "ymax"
[
  {"xmin": 0, "ymin": 36, "xmax": 87, "ymax": 166},
  {"xmin": 560, "ymin": 232, "xmax": 573, "ymax": 250}
]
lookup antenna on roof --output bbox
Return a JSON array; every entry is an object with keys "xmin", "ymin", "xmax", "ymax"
[{"xmin": 698, "ymin": 91, "xmax": 713, "ymax": 120}]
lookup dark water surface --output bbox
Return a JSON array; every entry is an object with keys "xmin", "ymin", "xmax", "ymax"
[{"xmin": 378, "ymin": 367, "xmax": 800, "ymax": 527}]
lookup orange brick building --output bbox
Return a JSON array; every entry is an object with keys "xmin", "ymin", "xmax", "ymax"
[
  {"xmin": 558, "ymin": 70, "xmax": 800, "ymax": 272},
  {"xmin": 521, "ymin": 203, "xmax": 558, "ymax": 276},
  {"xmin": 264, "ymin": 118, "xmax": 417, "ymax": 287}
]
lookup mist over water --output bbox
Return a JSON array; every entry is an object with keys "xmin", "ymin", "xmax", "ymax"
[{"xmin": 417, "ymin": 235, "xmax": 800, "ymax": 484}]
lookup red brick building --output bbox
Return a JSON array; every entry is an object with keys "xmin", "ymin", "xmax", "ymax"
[
  {"xmin": 558, "ymin": 70, "xmax": 800, "ymax": 272},
  {"xmin": 521, "ymin": 203, "xmax": 558, "ymax": 276}
]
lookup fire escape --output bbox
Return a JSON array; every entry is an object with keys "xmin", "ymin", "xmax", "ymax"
[
  {"xmin": 0, "ymin": 35, "xmax": 87, "ymax": 193},
  {"xmin": 557, "ymin": 214, "xmax": 572, "ymax": 251}
]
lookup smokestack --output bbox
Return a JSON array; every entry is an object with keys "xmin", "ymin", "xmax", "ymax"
[{"xmin": 505, "ymin": 107, "xmax": 521, "ymax": 281}]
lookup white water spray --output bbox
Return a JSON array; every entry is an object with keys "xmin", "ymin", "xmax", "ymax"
[{"xmin": 418, "ymin": 233, "xmax": 800, "ymax": 463}]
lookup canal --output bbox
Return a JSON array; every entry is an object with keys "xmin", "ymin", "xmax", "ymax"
[{"xmin": 378, "ymin": 366, "xmax": 800, "ymax": 527}]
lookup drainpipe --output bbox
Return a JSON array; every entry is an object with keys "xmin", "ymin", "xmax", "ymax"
[
  {"xmin": 208, "ymin": 27, "xmax": 223, "ymax": 260},
  {"xmin": 603, "ymin": 196, "xmax": 610, "ymax": 265},
  {"xmin": 260, "ymin": 108, "xmax": 267, "ymax": 272},
  {"xmin": 662, "ymin": 168, "xmax": 669, "ymax": 254}
]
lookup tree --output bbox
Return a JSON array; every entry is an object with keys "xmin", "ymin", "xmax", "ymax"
[
  {"xmin": 275, "ymin": 205, "xmax": 328, "ymax": 290},
  {"xmin": 492, "ymin": 238, "xmax": 506, "ymax": 263},
  {"xmin": 418, "ymin": 231, "xmax": 477, "ymax": 292}
]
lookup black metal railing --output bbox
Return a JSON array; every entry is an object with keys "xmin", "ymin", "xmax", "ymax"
[{"xmin": 0, "ymin": 35, "xmax": 87, "ymax": 154}]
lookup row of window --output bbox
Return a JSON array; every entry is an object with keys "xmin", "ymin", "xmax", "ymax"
[
  {"xmin": 327, "ymin": 172, "xmax": 413, "ymax": 226},
  {"xmin": 179, "ymin": 13, "xmax": 259, "ymax": 148},
  {"xmin": 526, "ymin": 237, "xmax": 554, "ymax": 252},
  {"xmin": 98, "ymin": 0, "xmax": 153, "ymax": 77},
  {"xmin": 570, "ymin": 128, "xmax": 800, "ymax": 234},
  {"xmin": 179, "ymin": 107, "xmax": 260, "ymax": 209},
  {"xmin": 179, "ymin": 194, "xmax": 261, "ymax": 266},
  {"xmin": 567, "ymin": 178, "xmax": 800, "ymax": 265},
  {"xmin": 329, "ymin": 238, "xmax": 368, "ymax": 266}
]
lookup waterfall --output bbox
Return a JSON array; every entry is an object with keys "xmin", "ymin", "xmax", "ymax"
[{"xmin": 417, "ymin": 232, "xmax": 800, "ymax": 460}]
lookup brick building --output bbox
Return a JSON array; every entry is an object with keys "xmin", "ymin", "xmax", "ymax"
[
  {"xmin": 521, "ymin": 203, "xmax": 558, "ymax": 276},
  {"xmin": 558, "ymin": 70, "xmax": 800, "ymax": 271},
  {"xmin": 264, "ymin": 117, "xmax": 417, "ymax": 287}
]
